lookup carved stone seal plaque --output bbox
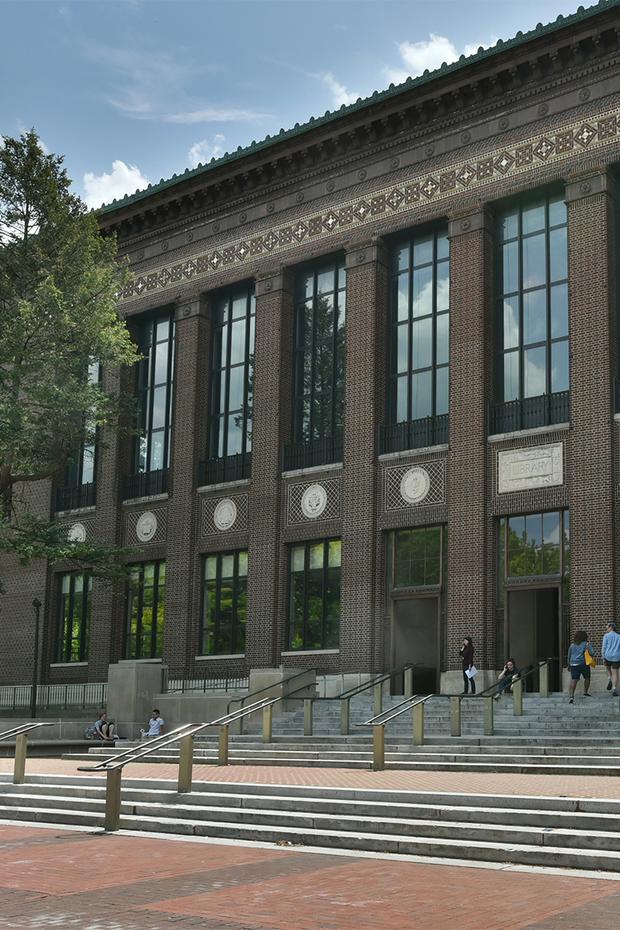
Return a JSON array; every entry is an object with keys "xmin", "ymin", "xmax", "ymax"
[
  {"xmin": 214, "ymin": 498, "xmax": 237, "ymax": 531},
  {"xmin": 400, "ymin": 467, "xmax": 431, "ymax": 505},
  {"xmin": 67, "ymin": 522, "xmax": 87, "ymax": 543},
  {"xmin": 136, "ymin": 511, "xmax": 158, "ymax": 542},
  {"xmin": 301, "ymin": 484, "xmax": 328, "ymax": 519}
]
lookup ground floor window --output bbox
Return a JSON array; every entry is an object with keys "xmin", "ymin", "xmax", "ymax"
[
  {"xmin": 499, "ymin": 510, "xmax": 570, "ymax": 580},
  {"xmin": 126, "ymin": 561, "xmax": 166, "ymax": 659},
  {"xmin": 393, "ymin": 526, "xmax": 443, "ymax": 587},
  {"xmin": 57, "ymin": 572, "xmax": 92, "ymax": 662},
  {"xmin": 289, "ymin": 539, "xmax": 341, "ymax": 650},
  {"xmin": 202, "ymin": 551, "xmax": 248, "ymax": 655}
]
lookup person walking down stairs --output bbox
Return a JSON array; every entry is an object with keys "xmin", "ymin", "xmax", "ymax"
[
  {"xmin": 568, "ymin": 630, "xmax": 596, "ymax": 704},
  {"xmin": 602, "ymin": 621, "xmax": 620, "ymax": 697},
  {"xmin": 459, "ymin": 637, "xmax": 476, "ymax": 694}
]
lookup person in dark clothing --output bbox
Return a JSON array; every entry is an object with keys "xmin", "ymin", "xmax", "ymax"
[
  {"xmin": 459, "ymin": 637, "xmax": 475, "ymax": 694},
  {"xmin": 495, "ymin": 658, "xmax": 520, "ymax": 699}
]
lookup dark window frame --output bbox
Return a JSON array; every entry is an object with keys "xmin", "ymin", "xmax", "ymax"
[
  {"xmin": 208, "ymin": 283, "xmax": 255, "ymax": 463},
  {"xmin": 201, "ymin": 550, "xmax": 248, "ymax": 656},
  {"xmin": 57, "ymin": 572, "xmax": 92, "ymax": 663},
  {"xmin": 392, "ymin": 525, "xmax": 445, "ymax": 589},
  {"xmin": 125, "ymin": 560, "xmax": 166, "ymax": 659},
  {"xmin": 133, "ymin": 311, "xmax": 176, "ymax": 475},
  {"xmin": 288, "ymin": 538, "xmax": 341, "ymax": 651},
  {"xmin": 499, "ymin": 510, "xmax": 570, "ymax": 581}
]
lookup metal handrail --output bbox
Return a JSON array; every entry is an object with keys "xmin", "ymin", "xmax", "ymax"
[
  {"xmin": 360, "ymin": 693, "xmax": 433, "ymax": 728},
  {"xmin": 0, "ymin": 722, "xmax": 54, "ymax": 743},
  {"xmin": 338, "ymin": 663, "xmax": 414, "ymax": 701},
  {"xmin": 226, "ymin": 667, "xmax": 317, "ymax": 716},
  {"xmin": 465, "ymin": 658, "xmax": 550, "ymax": 698},
  {"xmin": 77, "ymin": 723, "xmax": 197, "ymax": 772}
]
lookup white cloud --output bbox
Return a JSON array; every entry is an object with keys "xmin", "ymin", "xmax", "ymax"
[
  {"xmin": 162, "ymin": 108, "xmax": 270, "ymax": 125},
  {"xmin": 188, "ymin": 134, "xmax": 226, "ymax": 168},
  {"xmin": 82, "ymin": 160, "xmax": 150, "ymax": 209},
  {"xmin": 384, "ymin": 34, "xmax": 494, "ymax": 85},
  {"xmin": 322, "ymin": 72, "xmax": 359, "ymax": 109}
]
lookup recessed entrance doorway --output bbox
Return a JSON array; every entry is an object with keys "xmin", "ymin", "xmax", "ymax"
[
  {"xmin": 392, "ymin": 596, "xmax": 440, "ymax": 694},
  {"xmin": 506, "ymin": 586, "xmax": 560, "ymax": 691}
]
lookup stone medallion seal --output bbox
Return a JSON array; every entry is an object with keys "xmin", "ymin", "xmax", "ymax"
[
  {"xmin": 136, "ymin": 511, "xmax": 158, "ymax": 542},
  {"xmin": 400, "ymin": 467, "xmax": 431, "ymax": 505},
  {"xmin": 214, "ymin": 498, "xmax": 237, "ymax": 531},
  {"xmin": 67, "ymin": 522, "xmax": 87, "ymax": 543},
  {"xmin": 301, "ymin": 483, "xmax": 328, "ymax": 519}
]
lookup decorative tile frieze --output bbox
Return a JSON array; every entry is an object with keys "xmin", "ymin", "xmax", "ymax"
[
  {"xmin": 119, "ymin": 106, "xmax": 620, "ymax": 304},
  {"xmin": 287, "ymin": 478, "xmax": 341, "ymax": 526},
  {"xmin": 126, "ymin": 508, "xmax": 167, "ymax": 546},
  {"xmin": 202, "ymin": 494, "xmax": 249, "ymax": 537},
  {"xmin": 384, "ymin": 460, "xmax": 446, "ymax": 511}
]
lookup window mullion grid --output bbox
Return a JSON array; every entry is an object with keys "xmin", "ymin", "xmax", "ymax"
[
  {"xmin": 408, "ymin": 241, "xmax": 414, "ymax": 422},
  {"xmin": 136, "ymin": 566, "xmax": 145, "ymax": 659},
  {"xmin": 431, "ymin": 234, "xmax": 437, "ymax": 422},
  {"xmin": 322, "ymin": 541, "xmax": 329, "ymax": 650},
  {"xmin": 310, "ymin": 273, "xmax": 318, "ymax": 442},
  {"xmin": 145, "ymin": 322, "xmax": 156, "ymax": 473},
  {"xmin": 331, "ymin": 272, "xmax": 338, "ymax": 443},
  {"xmin": 241, "ymin": 294, "xmax": 251, "ymax": 458},
  {"xmin": 214, "ymin": 554, "xmax": 223, "ymax": 654},
  {"xmin": 231, "ymin": 551, "xmax": 239, "ymax": 654},
  {"xmin": 163, "ymin": 317, "xmax": 174, "ymax": 470},
  {"xmin": 517, "ymin": 209, "xmax": 524, "ymax": 404},
  {"xmin": 79, "ymin": 577, "xmax": 88, "ymax": 662},
  {"xmin": 545, "ymin": 200, "xmax": 552, "ymax": 398},
  {"xmin": 223, "ymin": 298, "xmax": 233, "ymax": 460},
  {"xmin": 303, "ymin": 543, "xmax": 310, "ymax": 650},
  {"xmin": 151, "ymin": 563, "xmax": 159, "ymax": 658}
]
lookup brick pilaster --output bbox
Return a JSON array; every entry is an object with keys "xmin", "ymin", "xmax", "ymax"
[
  {"xmin": 446, "ymin": 209, "xmax": 494, "ymax": 672},
  {"xmin": 246, "ymin": 271, "xmax": 294, "ymax": 667},
  {"xmin": 566, "ymin": 170, "xmax": 616, "ymax": 634},
  {"xmin": 341, "ymin": 241, "xmax": 388, "ymax": 673}
]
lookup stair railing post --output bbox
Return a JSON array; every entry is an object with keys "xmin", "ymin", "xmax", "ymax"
[
  {"xmin": 374, "ymin": 682, "xmax": 383, "ymax": 717},
  {"xmin": 340, "ymin": 698, "xmax": 350, "ymax": 735},
  {"xmin": 539, "ymin": 661, "xmax": 550, "ymax": 698},
  {"xmin": 303, "ymin": 699, "xmax": 313, "ymax": 737},
  {"xmin": 412, "ymin": 702, "xmax": 425, "ymax": 746},
  {"xmin": 513, "ymin": 678, "xmax": 523, "ymax": 716},
  {"xmin": 404, "ymin": 667, "xmax": 413, "ymax": 699},
  {"xmin": 483, "ymin": 695, "xmax": 494, "ymax": 736},
  {"xmin": 13, "ymin": 732, "xmax": 27, "ymax": 785},
  {"xmin": 262, "ymin": 704, "xmax": 273, "ymax": 743},
  {"xmin": 177, "ymin": 734, "xmax": 194, "ymax": 793},
  {"xmin": 450, "ymin": 696, "xmax": 461, "ymax": 737},
  {"xmin": 372, "ymin": 724, "xmax": 385, "ymax": 771},
  {"xmin": 218, "ymin": 724, "xmax": 229, "ymax": 765},
  {"xmin": 104, "ymin": 768, "xmax": 122, "ymax": 832}
]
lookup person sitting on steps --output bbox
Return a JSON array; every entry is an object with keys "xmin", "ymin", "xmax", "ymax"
[
  {"xmin": 84, "ymin": 711, "xmax": 117, "ymax": 742},
  {"xmin": 567, "ymin": 630, "xmax": 596, "ymax": 704},
  {"xmin": 459, "ymin": 637, "xmax": 475, "ymax": 694},
  {"xmin": 494, "ymin": 659, "xmax": 520, "ymax": 700}
]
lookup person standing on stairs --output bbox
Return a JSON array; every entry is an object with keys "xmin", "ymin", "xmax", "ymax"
[
  {"xmin": 460, "ymin": 637, "xmax": 475, "ymax": 694},
  {"xmin": 602, "ymin": 621, "xmax": 620, "ymax": 696},
  {"xmin": 567, "ymin": 630, "xmax": 595, "ymax": 703}
]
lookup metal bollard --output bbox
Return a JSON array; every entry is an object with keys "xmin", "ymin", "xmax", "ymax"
[
  {"xmin": 177, "ymin": 734, "xmax": 194, "ymax": 793},
  {"xmin": 340, "ymin": 699, "xmax": 350, "ymax": 735},
  {"xmin": 513, "ymin": 678, "xmax": 523, "ymax": 716},
  {"xmin": 404, "ymin": 667, "xmax": 413, "ymax": 699},
  {"xmin": 539, "ymin": 662, "xmax": 550, "ymax": 698},
  {"xmin": 13, "ymin": 733, "xmax": 28, "ymax": 785},
  {"xmin": 374, "ymin": 682, "xmax": 383, "ymax": 717},
  {"xmin": 373, "ymin": 724, "xmax": 385, "ymax": 771},
  {"xmin": 412, "ymin": 702, "xmax": 425, "ymax": 746},
  {"xmin": 262, "ymin": 704, "xmax": 273, "ymax": 743},
  {"xmin": 483, "ymin": 695, "xmax": 494, "ymax": 736},
  {"xmin": 104, "ymin": 768, "xmax": 122, "ymax": 832},
  {"xmin": 303, "ymin": 699, "xmax": 313, "ymax": 737},
  {"xmin": 450, "ymin": 696, "xmax": 462, "ymax": 737},
  {"xmin": 218, "ymin": 724, "xmax": 229, "ymax": 765}
]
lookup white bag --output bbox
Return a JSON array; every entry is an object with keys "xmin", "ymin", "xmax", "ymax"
[{"xmin": 465, "ymin": 665, "xmax": 478, "ymax": 679}]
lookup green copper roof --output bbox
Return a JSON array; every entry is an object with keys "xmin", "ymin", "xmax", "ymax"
[{"xmin": 100, "ymin": 0, "xmax": 620, "ymax": 216}]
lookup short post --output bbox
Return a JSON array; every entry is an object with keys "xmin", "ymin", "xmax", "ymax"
[
  {"xmin": 404, "ymin": 667, "xmax": 413, "ymax": 699},
  {"xmin": 513, "ymin": 677, "xmax": 523, "ymax": 716},
  {"xmin": 262, "ymin": 704, "xmax": 273, "ymax": 743},
  {"xmin": 450, "ymin": 696, "xmax": 462, "ymax": 737},
  {"xmin": 483, "ymin": 695, "xmax": 494, "ymax": 736},
  {"xmin": 340, "ymin": 698, "xmax": 350, "ymax": 735},
  {"xmin": 303, "ymin": 699, "xmax": 313, "ymax": 736},
  {"xmin": 412, "ymin": 701, "xmax": 425, "ymax": 746},
  {"xmin": 13, "ymin": 732, "xmax": 28, "ymax": 785},
  {"xmin": 104, "ymin": 768, "xmax": 122, "ymax": 832},
  {"xmin": 177, "ymin": 734, "xmax": 194, "ymax": 793},
  {"xmin": 218, "ymin": 724, "xmax": 229, "ymax": 765},
  {"xmin": 373, "ymin": 724, "xmax": 385, "ymax": 771},
  {"xmin": 374, "ymin": 682, "xmax": 383, "ymax": 717},
  {"xmin": 539, "ymin": 662, "xmax": 550, "ymax": 698}
]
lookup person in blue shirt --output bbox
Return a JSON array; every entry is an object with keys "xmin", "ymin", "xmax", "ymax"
[
  {"xmin": 602, "ymin": 621, "xmax": 620, "ymax": 696},
  {"xmin": 567, "ymin": 630, "xmax": 595, "ymax": 704}
]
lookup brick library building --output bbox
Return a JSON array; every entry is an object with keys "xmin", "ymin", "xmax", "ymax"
[{"xmin": 3, "ymin": 0, "xmax": 620, "ymax": 696}]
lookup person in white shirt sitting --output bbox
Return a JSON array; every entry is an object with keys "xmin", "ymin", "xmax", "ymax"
[{"xmin": 140, "ymin": 709, "xmax": 165, "ymax": 739}]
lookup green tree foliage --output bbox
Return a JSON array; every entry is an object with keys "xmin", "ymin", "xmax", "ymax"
[{"xmin": 0, "ymin": 131, "xmax": 137, "ymax": 583}]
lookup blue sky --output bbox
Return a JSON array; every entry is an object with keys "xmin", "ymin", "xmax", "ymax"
[{"xmin": 1, "ymin": 0, "xmax": 589, "ymax": 208}]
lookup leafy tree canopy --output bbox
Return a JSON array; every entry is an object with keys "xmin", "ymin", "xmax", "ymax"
[{"xmin": 0, "ymin": 131, "xmax": 137, "ymax": 584}]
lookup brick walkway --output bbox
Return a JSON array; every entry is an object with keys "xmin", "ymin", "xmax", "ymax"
[
  {"xmin": 0, "ymin": 823, "xmax": 618, "ymax": 930},
  {"xmin": 5, "ymin": 756, "xmax": 620, "ymax": 799}
]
